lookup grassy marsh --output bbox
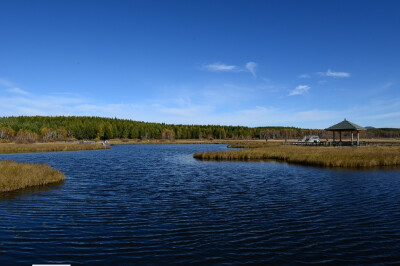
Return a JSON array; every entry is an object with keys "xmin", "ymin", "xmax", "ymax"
[
  {"xmin": 194, "ymin": 143, "xmax": 400, "ymax": 168},
  {"xmin": 0, "ymin": 143, "xmax": 109, "ymax": 154},
  {"xmin": 0, "ymin": 161, "xmax": 65, "ymax": 192},
  {"xmin": 108, "ymin": 138, "xmax": 270, "ymax": 145}
]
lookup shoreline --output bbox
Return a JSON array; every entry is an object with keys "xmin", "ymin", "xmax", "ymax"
[
  {"xmin": 1, "ymin": 138, "xmax": 398, "ymax": 154},
  {"xmin": 0, "ymin": 142, "xmax": 109, "ymax": 154}
]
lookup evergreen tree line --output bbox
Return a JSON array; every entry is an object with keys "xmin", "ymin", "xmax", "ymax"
[{"xmin": 0, "ymin": 116, "xmax": 399, "ymax": 142}]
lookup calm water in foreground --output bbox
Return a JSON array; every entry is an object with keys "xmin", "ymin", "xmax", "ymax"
[{"xmin": 1, "ymin": 144, "xmax": 400, "ymax": 264}]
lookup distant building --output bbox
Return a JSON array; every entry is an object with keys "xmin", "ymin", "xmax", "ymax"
[{"xmin": 325, "ymin": 119, "xmax": 366, "ymax": 146}]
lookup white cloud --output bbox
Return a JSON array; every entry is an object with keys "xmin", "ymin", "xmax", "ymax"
[
  {"xmin": 289, "ymin": 85, "xmax": 310, "ymax": 96},
  {"xmin": 246, "ymin": 62, "xmax": 257, "ymax": 77},
  {"xmin": 202, "ymin": 61, "xmax": 258, "ymax": 77},
  {"xmin": 202, "ymin": 62, "xmax": 239, "ymax": 72},
  {"xmin": 317, "ymin": 69, "xmax": 350, "ymax": 78},
  {"xmin": 326, "ymin": 69, "xmax": 350, "ymax": 77},
  {"xmin": 299, "ymin": 74, "xmax": 310, "ymax": 78},
  {"xmin": 7, "ymin": 87, "xmax": 30, "ymax": 95}
]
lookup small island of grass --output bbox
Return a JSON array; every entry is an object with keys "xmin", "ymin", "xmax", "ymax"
[
  {"xmin": 194, "ymin": 142, "xmax": 400, "ymax": 169},
  {"xmin": 0, "ymin": 160, "xmax": 65, "ymax": 192}
]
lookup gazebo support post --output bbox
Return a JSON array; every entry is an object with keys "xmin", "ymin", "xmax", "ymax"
[
  {"xmin": 333, "ymin": 131, "xmax": 335, "ymax": 143},
  {"xmin": 351, "ymin": 132, "xmax": 354, "ymax": 146},
  {"xmin": 357, "ymin": 131, "xmax": 360, "ymax": 146},
  {"xmin": 340, "ymin": 131, "xmax": 342, "ymax": 142}
]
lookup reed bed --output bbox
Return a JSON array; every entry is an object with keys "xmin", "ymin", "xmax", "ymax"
[
  {"xmin": 194, "ymin": 144, "xmax": 400, "ymax": 168},
  {"xmin": 0, "ymin": 143, "xmax": 109, "ymax": 154},
  {"xmin": 227, "ymin": 142, "xmax": 281, "ymax": 149},
  {"xmin": 109, "ymin": 139, "xmax": 268, "ymax": 145},
  {"xmin": 0, "ymin": 160, "xmax": 65, "ymax": 192}
]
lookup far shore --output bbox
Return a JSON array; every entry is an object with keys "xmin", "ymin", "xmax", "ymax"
[
  {"xmin": 1, "ymin": 138, "xmax": 399, "ymax": 154},
  {"xmin": 109, "ymin": 138, "xmax": 400, "ymax": 145},
  {"xmin": 108, "ymin": 138, "xmax": 270, "ymax": 145},
  {"xmin": 0, "ymin": 142, "xmax": 109, "ymax": 154}
]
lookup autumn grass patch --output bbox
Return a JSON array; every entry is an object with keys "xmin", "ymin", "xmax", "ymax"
[
  {"xmin": 0, "ymin": 143, "xmax": 109, "ymax": 154},
  {"xmin": 194, "ymin": 143, "xmax": 400, "ymax": 169},
  {"xmin": 0, "ymin": 160, "xmax": 65, "ymax": 192},
  {"xmin": 108, "ymin": 138, "xmax": 268, "ymax": 145}
]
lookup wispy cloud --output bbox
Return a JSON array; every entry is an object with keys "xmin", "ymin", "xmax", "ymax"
[
  {"xmin": 299, "ymin": 74, "xmax": 310, "ymax": 78},
  {"xmin": 1, "ymin": 87, "xmax": 399, "ymax": 128},
  {"xmin": 1, "ymin": 77, "xmax": 30, "ymax": 95},
  {"xmin": 246, "ymin": 62, "xmax": 257, "ymax": 78},
  {"xmin": 326, "ymin": 69, "xmax": 350, "ymax": 77},
  {"xmin": 317, "ymin": 69, "xmax": 351, "ymax": 78},
  {"xmin": 289, "ymin": 85, "xmax": 310, "ymax": 96},
  {"xmin": 202, "ymin": 62, "xmax": 239, "ymax": 72},
  {"xmin": 7, "ymin": 87, "xmax": 30, "ymax": 95},
  {"xmin": 0, "ymin": 77, "xmax": 88, "ymax": 116},
  {"xmin": 202, "ymin": 61, "xmax": 258, "ymax": 77},
  {"xmin": 1, "ymin": 76, "xmax": 399, "ymax": 128}
]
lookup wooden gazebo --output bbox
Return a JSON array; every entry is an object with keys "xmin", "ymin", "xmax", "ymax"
[{"xmin": 325, "ymin": 119, "xmax": 366, "ymax": 146}]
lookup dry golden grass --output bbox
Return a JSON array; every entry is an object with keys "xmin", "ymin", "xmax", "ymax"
[
  {"xmin": 109, "ymin": 138, "xmax": 268, "ymax": 145},
  {"xmin": 194, "ymin": 143, "xmax": 400, "ymax": 168},
  {"xmin": 0, "ymin": 143, "xmax": 109, "ymax": 154},
  {"xmin": 0, "ymin": 160, "xmax": 65, "ymax": 192}
]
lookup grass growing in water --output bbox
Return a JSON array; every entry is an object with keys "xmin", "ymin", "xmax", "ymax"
[
  {"xmin": 194, "ymin": 143, "xmax": 400, "ymax": 168},
  {"xmin": 0, "ymin": 160, "xmax": 65, "ymax": 192},
  {"xmin": 108, "ymin": 138, "xmax": 269, "ymax": 145},
  {"xmin": 0, "ymin": 143, "xmax": 109, "ymax": 154}
]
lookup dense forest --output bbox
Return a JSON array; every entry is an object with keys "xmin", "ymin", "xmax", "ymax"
[{"xmin": 0, "ymin": 116, "xmax": 399, "ymax": 143}]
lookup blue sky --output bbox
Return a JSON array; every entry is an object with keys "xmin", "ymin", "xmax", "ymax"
[{"xmin": 1, "ymin": 0, "xmax": 399, "ymax": 128}]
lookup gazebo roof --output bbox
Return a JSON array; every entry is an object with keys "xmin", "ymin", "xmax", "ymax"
[{"xmin": 325, "ymin": 119, "xmax": 366, "ymax": 131}]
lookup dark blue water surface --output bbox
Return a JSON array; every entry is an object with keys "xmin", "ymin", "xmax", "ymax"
[{"xmin": 1, "ymin": 144, "xmax": 400, "ymax": 264}]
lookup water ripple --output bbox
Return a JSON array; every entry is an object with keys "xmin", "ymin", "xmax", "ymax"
[{"xmin": 1, "ymin": 144, "xmax": 400, "ymax": 264}]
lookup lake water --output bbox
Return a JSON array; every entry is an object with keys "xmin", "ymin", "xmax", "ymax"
[{"xmin": 1, "ymin": 144, "xmax": 400, "ymax": 264}]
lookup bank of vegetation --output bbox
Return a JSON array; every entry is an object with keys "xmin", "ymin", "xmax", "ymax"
[
  {"xmin": 1, "ymin": 116, "xmax": 399, "ymax": 142},
  {"xmin": 0, "ymin": 143, "xmax": 109, "ymax": 154},
  {"xmin": 194, "ymin": 143, "xmax": 400, "ymax": 168},
  {"xmin": 0, "ymin": 161, "xmax": 65, "ymax": 192},
  {"xmin": 108, "ymin": 138, "xmax": 271, "ymax": 145}
]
